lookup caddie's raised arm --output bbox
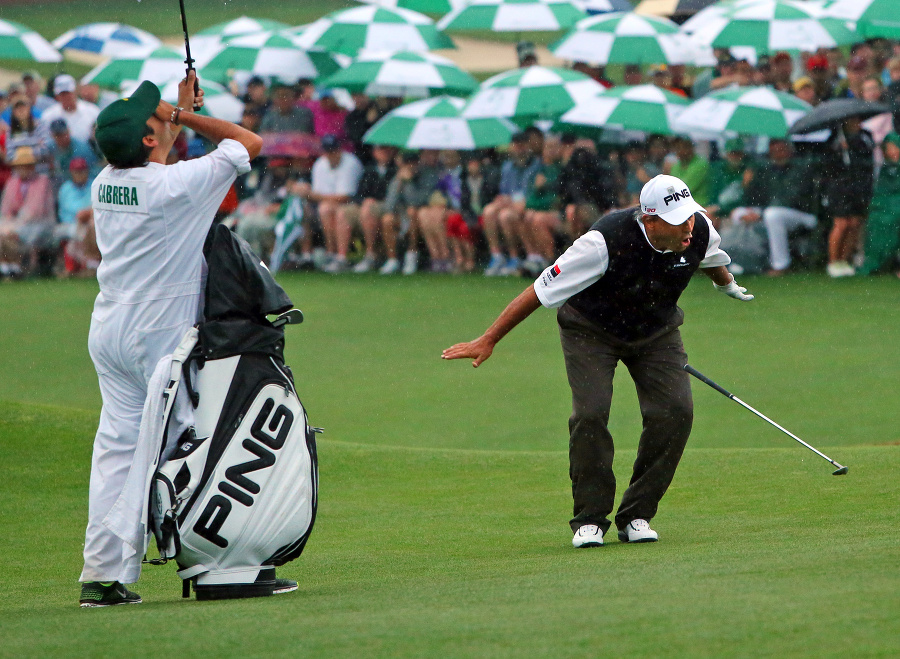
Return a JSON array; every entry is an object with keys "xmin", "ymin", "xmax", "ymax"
[{"xmin": 156, "ymin": 70, "xmax": 263, "ymax": 161}]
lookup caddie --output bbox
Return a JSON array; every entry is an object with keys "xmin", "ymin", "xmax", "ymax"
[
  {"xmin": 443, "ymin": 175, "xmax": 754, "ymax": 548},
  {"xmin": 79, "ymin": 72, "xmax": 264, "ymax": 607}
]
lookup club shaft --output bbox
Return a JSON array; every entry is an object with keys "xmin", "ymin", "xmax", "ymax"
[
  {"xmin": 684, "ymin": 364, "xmax": 845, "ymax": 469},
  {"xmin": 179, "ymin": 0, "xmax": 195, "ymax": 68}
]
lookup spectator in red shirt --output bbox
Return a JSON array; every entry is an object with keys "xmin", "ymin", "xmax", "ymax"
[{"xmin": 312, "ymin": 90, "xmax": 347, "ymax": 142}]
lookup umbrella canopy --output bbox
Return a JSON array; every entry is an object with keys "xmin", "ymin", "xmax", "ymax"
[
  {"xmin": 575, "ymin": 0, "xmax": 633, "ymax": 16},
  {"xmin": 322, "ymin": 50, "xmax": 478, "ymax": 98},
  {"xmin": 293, "ymin": 6, "xmax": 454, "ymax": 57},
  {"xmin": 673, "ymin": 85, "xmax": 811, "ymax": 137},
  {"xmin": 827, "ymin": 0, "xmax": 900, "ymax": 39},
  {"xmin": 81, "ymin": 46, "xmax": 187, "ymax": 88},
  {"xmin": 680, "ymin": 0, "xmax": 758, "ymax": 33},
  {"xmin": 356, "ymin": 0, "xmax": 465, "ymax": 15},
  {"xmin": 688, "ymin": 0, "xmax": 859, "ymax": 55},
  {"xmin": 0, "ymin": 19, "xmax": 62, "ymax": 62},
  {"xmin": 52, "ymin": 23, "xmax": 161, "ymax": 57},
  {"xmin": 193, "ymin": 16, "xmax": 292, "ymax": 55},
  {"xmin": 559, "ymin": 84, "xmax": 691, "ymax": 134},
  {"xmin": 634, "ymin": 0, "xmax": 720, "ymax": 20},
  {"xmin": 789, "ymin": 98, "xmax": 891, "ymax": 135},
  {"xmin": 198, "ymin": 32, "xmax": 342, "ymax": 85},
  {"xmin": 550, "ymin": 12, "xmax": 694, "ymax": 65},
  {"xmin": 437, "ymin": 0, "xmax": 587, "ymax": 32},
  {"xmin": 463, "ymin": 66, "xmax": 605, "ymax": 123},
  {"xmin": 364, "ymin": 96, "xmax": 517, "ymax": 149}
]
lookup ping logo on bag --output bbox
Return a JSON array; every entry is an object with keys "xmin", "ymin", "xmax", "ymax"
[{"xmin": 193, "ymin": 398, "xmax": 294, "ymax": 548}]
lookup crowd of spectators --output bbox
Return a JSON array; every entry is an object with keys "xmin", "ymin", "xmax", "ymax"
[{"xmin": 3, "ymin": 39, "xmax": 900, "ymax": 282}]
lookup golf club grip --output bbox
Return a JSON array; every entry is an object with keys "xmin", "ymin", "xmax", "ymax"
[
  {"xmin": 185, "ymin": 67, "xmax": 201, "ymax": 112},
  {"xmin": 683, "ymin": 364, "xmax": 734, "ymax": 398}
]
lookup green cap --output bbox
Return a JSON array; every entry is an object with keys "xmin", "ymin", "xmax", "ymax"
[
  {"xmin": 95, "ymin": 81, "xmax": 161, "ymax": 164},
  {"xmin": 883, "ymin": 132, "xmax": 900, "ymax": 149}
]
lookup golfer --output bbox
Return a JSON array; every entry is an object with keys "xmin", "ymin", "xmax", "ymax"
[
  {"xmin": 79, "ymin": 72, "xmax": 263, "ymax": 607},
  {"xmin": 443, "ymin": 175, "xmax": 753, "ymax": 547}
]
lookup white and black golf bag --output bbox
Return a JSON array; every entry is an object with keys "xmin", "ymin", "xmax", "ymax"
[{"xmin": 150, "ymin": 224, "xmax": 318, "ymax": 601}]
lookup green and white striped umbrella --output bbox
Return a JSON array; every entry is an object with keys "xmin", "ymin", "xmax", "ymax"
[
  {"xmin": 322, "ymin": 50, "xmax": 477, "ymax": 98},
  {"xmin": 550, "ymin": 12, "xmax": 694, "ymax": 65},
  {"xmin": 197, "ymin": 32, "xmax": 342, "ymax": 85},
  {"xmin": 437, "ymin": 0, "xmax": 587, "ymax": 32},
  {"xmin": 81, "ymin": 46, "xmax": 186, "ymax": 88},
  {"xmin": 193, "ymin": 16, "xmax": 291, "ymax": 55},
  {"xmin": 0, "ymin": 19, "xmax": 61, "ymax": 62},
  {"xmin": 357, "ymin": 0, "xmax": 465, "ymax": 15},
  {"xmin": 292, "ymin": 6, "xmax": 454, "ymax": 57},
  {"xmin": 364, "ymin": 96, "xmax": 517, "ymax": 149},
  {"xmin": 559, "ymin": 84, "xmax": 691, "ymax": 134},
  {"xmin": 462, "ymin": 66, "xmax": 605, "ymax": 123},
  {"xmin": 688, "ymin": 0, "xmax": 859, "ymax": 55},
  {"xmin": 827, "ymin": 0, "xmax": 900, "ymax": 39},
  {"xmin": 673, "ymin": 85, "xmax": 812, "ymax": 138},
  {"xmin": 121, "ymin": 79, "xmax": 245, "ymax": 123}
]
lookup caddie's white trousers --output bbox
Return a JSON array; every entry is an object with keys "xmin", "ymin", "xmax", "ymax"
[
  {"xmin": 80, "ymin": 295, "xmax": 197, "ymax": 584},
  {"xmin": 763, "ymin": 206, "xmax": 817, "ymax": 271}
]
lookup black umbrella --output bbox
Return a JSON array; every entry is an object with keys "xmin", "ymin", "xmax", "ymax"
[{"xmin": 789, "ymin": 98, "xmax": 890, "ymax": 135}]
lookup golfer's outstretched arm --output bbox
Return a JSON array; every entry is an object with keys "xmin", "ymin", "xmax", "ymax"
[{"xmin": 442, "ymin": 284, "xmax": 542, "ymax": 368}]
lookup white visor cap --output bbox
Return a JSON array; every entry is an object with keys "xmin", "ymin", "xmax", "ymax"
[{"xmin": 639, "ymin": 174, "xmax": 705, "ymax": 226}]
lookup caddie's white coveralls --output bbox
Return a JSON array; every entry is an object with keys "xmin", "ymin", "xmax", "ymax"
[{"xmin": 81, "ymin": 140, "xmax": 250, "ymax": 583}]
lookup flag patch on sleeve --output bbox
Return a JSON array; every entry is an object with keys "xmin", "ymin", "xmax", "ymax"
[{"xmin": 547, "ymin": 264, "xmax": 561, "ymax": 280}]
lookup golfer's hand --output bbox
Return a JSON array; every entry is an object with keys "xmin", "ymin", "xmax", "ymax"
[
  {"xmin": 442, "ymin": 336, "xmax": 495, "ymax": 368},
  {"xmin": 714, "ymin": 278, "xmax": 754, "ymax": 301},
  {"xmin": 178, "ymin": 70, "xmax": 204, "ymax": 112}
]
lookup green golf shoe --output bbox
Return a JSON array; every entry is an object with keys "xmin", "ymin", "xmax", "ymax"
[{"xmin": 79, "ymin": 581, "xmax": 142, "ymax": 608}]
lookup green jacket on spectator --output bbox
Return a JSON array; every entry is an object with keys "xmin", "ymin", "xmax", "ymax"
[
  {"xmin": 670, "ymin": 154, "xmax": 710, "ymax": 206},
  {"xmin": 525, "ymin": 162, "xmax": 561, "ymax": 212},
  {"xmin": 859, "ymin": 135, "xmax": 900, "ymax": 274},
  {"xmin": 746, "ymin": 155, "xmax": 818, "ymax": 214},
  {"xmin": 709, "ymin": 154, "xmax": 751, "ymax": 217}
]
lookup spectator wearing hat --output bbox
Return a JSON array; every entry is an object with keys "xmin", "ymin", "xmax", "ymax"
[
  {"xmin": 0, "ymin": 146, "xmax": 55, "ymax": 277},
  {"xmin": 806, "ymin": 53, "xmax": 835, "ymax": 102},
  {"xmin": 650, "ymin": 65, "xmax": 686, "ymax": 98},
  {"xmin": 793, "ymin": 76, "xmax": 818, "ymax": 106},
  {"xmin": 241, "ymin": 76, "xmax": 271, "ymax": 118},
  {"xmin": 40, "ymin": 74, "xmax": 100, "ymax": 144},
  {"xmin": 344, "ymin": 93, "xmax": 387, "ymax": 165},
  {"xmin": 669, "ymin": 136, "xmax": 710, "ymax": 207},
  {"xmin": 47, "ymin": 118, "xmax": 97, "ymax": 187},
  {"xmin": 516, "ymin": 41, "xmax": 538, "ymax": 68},
  {"xmin": 312, "ymin": 90, "xmax": 347, "ymax": 141},
  {"xmin": 259, "ymin": 83, "xmax": 313, "ymax": 134},
  {"xmin": 56, "ymin": 156, "xmax": 99, "ymax": 276},
  {"xmin": 884, "ymin": 57, "xmax": 900, "ymax": 134},
  {"xmin": 858, "ymin": 132, "xmax": 900, "ymax": 276},
  {"xmin": 834, "ymin": 55, "xmax": 870, "ymax": 99},
  {"xmin": 309, "ymin": 133, "xmax": 363, "ymax": 272}
]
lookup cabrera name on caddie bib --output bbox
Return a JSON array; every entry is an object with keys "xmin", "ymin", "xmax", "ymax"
[{"xmin": 93, "ymin": 179, "xmax": 149, "ymax": 213}]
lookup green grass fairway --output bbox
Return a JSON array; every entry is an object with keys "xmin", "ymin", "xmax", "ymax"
[{"xmin": 1, "ymin": 274, "xmax": 898, "ymax": 657}]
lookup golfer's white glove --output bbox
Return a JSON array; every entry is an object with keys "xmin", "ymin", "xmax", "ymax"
[{"xmin": 714, "ymin": 277, "xmax": 754, "ymax": 301}]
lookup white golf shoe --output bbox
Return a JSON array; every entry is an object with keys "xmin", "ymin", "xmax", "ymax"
[
  {"xmin": 379, "ymin": 258, "xmax": 400, "ymax": 275},
  {"xmin": 572, "ymin": 524, "xmax": 604, "ymax": 548},
  {"xmin": 617, "ymin": 519, "xmax": 658, "ymax": 543}
]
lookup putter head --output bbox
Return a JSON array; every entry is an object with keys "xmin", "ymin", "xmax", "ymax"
[{"xmin": 832, "ymin": 466, "xmax": 849, "ymax": 476}]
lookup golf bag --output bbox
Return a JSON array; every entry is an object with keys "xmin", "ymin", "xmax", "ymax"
[{"xmin": 150, "ymin": 224, "xmax": 318, "ymax": 601}]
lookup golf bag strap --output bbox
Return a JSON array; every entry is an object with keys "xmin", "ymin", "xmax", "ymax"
[{"xmin": 178, "ymin": 564, "xmax": 208, "ymax": 580}]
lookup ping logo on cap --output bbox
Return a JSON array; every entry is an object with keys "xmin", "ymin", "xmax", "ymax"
[{"xmin": 663, "ymin": 186, "xmax": 691, "ymax": 206}]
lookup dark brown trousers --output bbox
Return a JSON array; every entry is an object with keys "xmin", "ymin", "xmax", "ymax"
[{"xmin": 558, "ymin": 305, "xmax": 693, "ymax": 534}]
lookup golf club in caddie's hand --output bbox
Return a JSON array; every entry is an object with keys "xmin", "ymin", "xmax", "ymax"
[
  {"xmin": 683, "ymin": 364, "xmax": 848, "ymax": 476},
  {"xmin": 178, "ymin": 0, "xmax": 201, "ymax": 111}
]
